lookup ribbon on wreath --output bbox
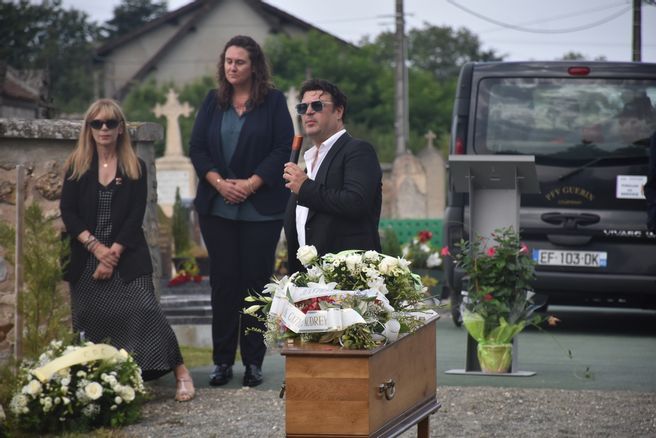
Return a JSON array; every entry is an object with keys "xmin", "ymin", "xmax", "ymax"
[
  {"xmin": 268, "ymin": 284, "xmax": 394, "ymax": 333},
  {"xmin": 32, "ymin": 344, "xmax": 127, "ymax": 382}
]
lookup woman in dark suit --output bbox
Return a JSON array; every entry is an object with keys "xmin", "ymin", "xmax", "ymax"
[
  {"xmin": 60, "ymin": 98, "xmax": 195, "ymax": 402},
  {"xmin": 189, "ymin": 35, "xmax": 293, "ymax": 387}
]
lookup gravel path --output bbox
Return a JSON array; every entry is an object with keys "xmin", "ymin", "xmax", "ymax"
[{"xmin": 119, "ymin": 384, "xmax": 656, "ymax": 437}]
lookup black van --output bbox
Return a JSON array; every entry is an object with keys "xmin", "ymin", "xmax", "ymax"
[{"xmin": 443, "ymin": 62, "xmax": 656, "ymax": 323}]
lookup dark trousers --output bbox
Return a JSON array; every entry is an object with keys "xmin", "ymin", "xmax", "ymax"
[{"xmin": 199, "ymin": 214, "xmax": 282, "ymax": 367}]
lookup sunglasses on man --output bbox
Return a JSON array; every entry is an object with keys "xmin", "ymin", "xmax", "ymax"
[
  {"xmin": 295, "ymin": 100, "xmax": 333, "ymax": 115},
  {"xmin": 89, "ymin": 119, "xmax": 121, "ymax": 130}
]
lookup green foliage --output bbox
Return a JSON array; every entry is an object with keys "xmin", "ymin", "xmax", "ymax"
[
  {"xmin": 452, "ymin": 227, "xmax": 541, "ymax": 341},
  {"xmin": 9, "ymin": 339, "xmax": 146, "ymax": 434},
  {"xmin": 265, "ymin": 25, "xmax": 498, "ymax": 160},
  {"xmin": 102, "ymin": 0, "xmax": 167, "ymax": 40},
  {"xmin": 170, "ymin": 188, "xmax": 191, "ymax": 256},
  {"xmin": 122, "ymin": 76, "xmax": 215, "ymax": 157},
  {"xmin": 380, "ymin": 227, "xmax": 402, "ymax": 258},
  {"xmin": 0, "ymin": 0, "xmax": 100, "ymax": 114},
  {"xmin": 0, "ymin": 203, "xmax": 70, "ymax": 360}
]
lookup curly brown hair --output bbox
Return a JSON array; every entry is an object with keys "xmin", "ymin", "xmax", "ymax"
[{"xmin": 216, "ymin": 35, "xmax": 272, "ymax": 111}]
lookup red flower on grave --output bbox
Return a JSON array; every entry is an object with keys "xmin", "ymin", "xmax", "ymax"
[
  {"xmin": 417, "ymin": 230, "xmax": 433, "ymax": 243},
  {"xmin": 486, "ymin": 247, "xmax": 496, "ymax": 257},
  {"xmin": 440, "ymin": 246, "xmax": 450, "ymax": 257}
]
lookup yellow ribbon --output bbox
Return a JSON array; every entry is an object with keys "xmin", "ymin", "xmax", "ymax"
[{"xmin": 32, "ymin": 344, "xmax": 121, "ymax": 382}]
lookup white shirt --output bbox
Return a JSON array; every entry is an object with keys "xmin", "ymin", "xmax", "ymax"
[{"xmin": 295, "ymin": 129, "xmax": 346, "ymax": 246}]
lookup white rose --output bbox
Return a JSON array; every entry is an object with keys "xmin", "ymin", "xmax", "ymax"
[
  {"xmin": 426, "ymin": 253, "xmax": 442, "ymax": 268},
  {"xmin": 9, "ymin": 394, "xmax": 29, "ymax": 415},
  {"xmin": 114, "ymin": 396, "xmax": 123, "ymax": 405},
  {"xmin": 397, "ymin": 257, "xmax": 411, "ymax": 270},
  {"xmin": 84, "ymin": 382, "xmax": 103, "ymax": 400},
  {"xmin": 22, "ymin": 379, "xmax": 42, "ymax": 396},
  {"xmin": 107, "ymin": 376, "xmax": 118, "ymax": 387},
  {"xmin": 62, "ymin": 397, "xmax": 71, "ymax": 405},
  {"xmin": 364, "ymin": 250, "xmax": 379, "ymax": 261},
  {"xmin": 61, "ymin": 377, "xmax": 71, "ymax": 387},
  {"xmin": 297, "ymin": 245, "xmax": 318, "ymax": 266},
  {"xmin": 121, "ymin": 386, "xmax": 136, "ymax": 402},
  {"xmin": 378, "ymin": 256, "xmax": 398, "ymax": 275},
  {"xmin": 117, "ymin": 348, "xmax": 129, "ymax": 362},
  {"xmin": 345, "ymin": 254, "xmax": 362, "ymax": 273}
]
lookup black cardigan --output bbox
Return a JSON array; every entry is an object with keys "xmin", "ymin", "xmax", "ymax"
[
  {"xmin": 189, "ymin": 88, "xmax": 294, "ymax": 216},
  {"xmin": 60, "ymin": 156, "xmax": 152, "ymax": 286}
]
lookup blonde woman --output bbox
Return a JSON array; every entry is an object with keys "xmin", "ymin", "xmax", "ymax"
[{"xmin": 60, "ymin": 99, "xmax": 195, "ymax": 402}]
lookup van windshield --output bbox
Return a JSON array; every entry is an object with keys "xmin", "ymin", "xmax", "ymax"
[{"xmin": 475, "ymin": 78, "xmax": 656, "ymax": 160}]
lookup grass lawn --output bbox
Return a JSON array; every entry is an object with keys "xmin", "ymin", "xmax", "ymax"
[{"xmin": 179, "ymin": 345, "xmax": 213, "ymax": 368}]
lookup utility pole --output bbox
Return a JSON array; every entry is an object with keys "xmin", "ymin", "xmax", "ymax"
[
  {"xmin": 394, "ymin": 0, "xmax": 409, "ymax": 156},
  {"xmin": 632, "ymin": 0, "xmax": 641, "ymax": 61}
]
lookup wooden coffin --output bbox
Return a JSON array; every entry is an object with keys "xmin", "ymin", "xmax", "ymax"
[{"xmin": 282, "ymin": 316, "xmax": 439, "ymax": 437}]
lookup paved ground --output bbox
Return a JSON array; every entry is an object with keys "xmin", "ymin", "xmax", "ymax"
[
  {"xmin": 160, "ymin": 304, "xmax": 656, "ymax": 393},
  {"xmin": 125, "ymin": 305, "xmax": 656, "ymax": 437}
]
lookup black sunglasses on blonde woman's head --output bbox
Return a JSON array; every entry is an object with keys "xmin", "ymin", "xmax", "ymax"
[
  {"xmin": 89, "ymin": 119, "xmax": 120, "ymax": 130},
  {"xmin": 295, "ymin": 100, "xmax": 332, "ymax": 115}
]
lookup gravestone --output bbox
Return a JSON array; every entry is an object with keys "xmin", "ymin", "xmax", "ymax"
[
  {"xmin": 417, "ymin": 130, "xmax": 446, "ymax": 217},
  {"xmin": 154, "ymin": 89, "xmax": 195, "ymax": 217},
  {"xmin": 390, "ymin": 151, "xmax": 427, "ymax": 218}
]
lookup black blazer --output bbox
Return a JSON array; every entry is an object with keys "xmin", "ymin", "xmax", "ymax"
[
  {"xmin": 645, "ymin": 131, "xmax": 656, "ymax": 231},
  {"xmin": 60, "ymin": 157, "xmax": 152, "ymax": 286},
  {"xmin": 189, "ymin": 88, "xmax": 294, "ymax": 216},
  {"xmin": 284, "ymin": 133, "xmax": 382, "ymax": 273}
]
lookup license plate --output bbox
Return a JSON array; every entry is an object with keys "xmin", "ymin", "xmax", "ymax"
[{"xmin": 532, "ymin": 249, "xmax": 607, "ymax": 267}]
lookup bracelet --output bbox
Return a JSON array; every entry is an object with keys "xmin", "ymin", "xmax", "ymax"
[
  {"xmin": 83, "ymin": 235, "xmax": 97, "ymax": 250},
  {"xmin": 247, "ymin": 178, "xmax": 256, "ymax": 194},
  {"xmin": 87, "ymin": 240, "xmax": 99, "ymax": 252}
]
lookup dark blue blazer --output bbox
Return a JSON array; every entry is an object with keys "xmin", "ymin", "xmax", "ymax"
[
  {"xmin": 189, "ymin": 88, "xmax": 294, "ymax": 216},
  {"xmin": 284, "ymin": 133, "xmax": 383, "ymax": 273},
  {"xmin": 60, "ymin": 157, "xmax": 152, "ymax": 286}
]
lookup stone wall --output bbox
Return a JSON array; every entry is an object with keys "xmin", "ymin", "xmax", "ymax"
[{"xmin": 0, "ymin": 119, "xmax": 162, "ymax": 358}]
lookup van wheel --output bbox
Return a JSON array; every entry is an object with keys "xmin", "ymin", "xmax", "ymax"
[{"xmin": 448, "ymin": 288, "xmax": 463, "ymax": 327}]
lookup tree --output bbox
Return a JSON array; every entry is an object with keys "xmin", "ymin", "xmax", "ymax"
[
  {"xmin": 369, "ymin": 23, "xmax": 503, "ymax": 79},
  {"xmin": 0, "ymin": 0, "xmax": 99, "ymax": 114},
  {"xmin": 103, "ymin": 0, "xmax": 168, "ymax": 40},
  {"xmin": 122, "ymin": 75, "xmax": 215, "ymax": 157}
]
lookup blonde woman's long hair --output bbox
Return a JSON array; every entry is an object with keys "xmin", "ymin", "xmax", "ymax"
[{"xmin": 65, "ymin": 98, "xmax": 141, "ymax": 180}]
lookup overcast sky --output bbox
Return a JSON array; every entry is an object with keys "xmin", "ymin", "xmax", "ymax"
[{"xmin": 61, "ymin": 0, "xmax": 655, "ymax": 62}]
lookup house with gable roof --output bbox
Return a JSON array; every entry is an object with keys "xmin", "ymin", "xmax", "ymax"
[{"xmin": 95, "ymin": 0, "xmax": 346, "ymax": 100}]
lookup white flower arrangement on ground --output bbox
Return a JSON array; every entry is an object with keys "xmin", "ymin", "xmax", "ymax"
[
  {"xmin": 245, "ymin": 246, "xmax": 439, "ymax": 349},
  {"xmin": 9, "ymin": 338, "xmax": 146, "ymax": 433}
]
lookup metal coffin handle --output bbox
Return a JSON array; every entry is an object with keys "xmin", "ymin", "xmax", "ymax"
[{"xmin": 378, "ymin": 378, "xmax": 396, "ymax": 400}]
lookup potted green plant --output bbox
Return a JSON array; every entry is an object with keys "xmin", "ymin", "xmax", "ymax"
[{"xmin": 447, "ymin": 227, "xmax": 547, "ymax": 373}]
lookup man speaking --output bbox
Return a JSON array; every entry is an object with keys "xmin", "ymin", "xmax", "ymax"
[{"xmin": 283, "ymin": 79, "xmax": 383, "ymax": 274}]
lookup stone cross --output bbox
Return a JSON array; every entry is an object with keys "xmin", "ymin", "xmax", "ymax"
[
  {"xmin": 153, "ymin": 89, "xmax": 193, "ymax": 157},
  {"xmin": 424, "ymin": 130, "xmax": 436, "ymax": 149}
]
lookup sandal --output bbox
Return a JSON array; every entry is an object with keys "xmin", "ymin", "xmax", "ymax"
[{"xmin": 175, "ymin": 377, "xmax": 195, "ymax": 402}]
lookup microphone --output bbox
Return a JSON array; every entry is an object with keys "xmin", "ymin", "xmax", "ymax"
[{"xmin": 289, "ymin": 135, "xmax": 303, "ymax": 164}]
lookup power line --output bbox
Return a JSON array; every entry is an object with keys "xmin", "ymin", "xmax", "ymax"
[
  {"xmin": 446, "ymin": 0, "xmax": 632, "ymax": 34},
  {"xmin": 474, "ymin": 2, "xmax": 632, "ymax": 34}
]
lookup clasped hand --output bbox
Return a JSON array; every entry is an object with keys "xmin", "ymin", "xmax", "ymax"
[
  {"xmin": 218, "ymin": 179, "xmax": 252, "ymax": 204},
  {"xmin": 92, "ymin": 244, "xmax": 119, "ymax": 281}
]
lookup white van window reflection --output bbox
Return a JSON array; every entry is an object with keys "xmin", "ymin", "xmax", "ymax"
[{"xmin": 477, "ymin": 78, "xmax": 656, "ymax": 159}]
